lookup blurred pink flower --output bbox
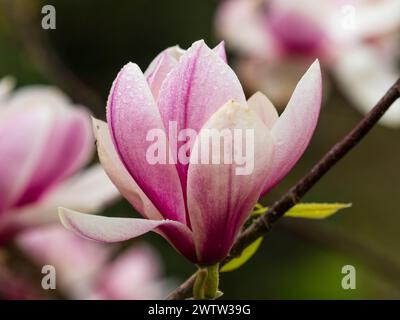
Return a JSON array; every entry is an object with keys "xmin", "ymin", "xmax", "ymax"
[
  {"xmin": 17, "ymin": 226, "xmax": 170, "ymax": 299},
  {"xmin": 59, "ymin": 40, "xmax": 322, "ymax": 265},
  {"xmin": 216, "ymin": 0, "xmax": 400, "ymax": 127},
  {"xmin": 0, "ymin": 81, "xmax": 120, "ymax": 244}
]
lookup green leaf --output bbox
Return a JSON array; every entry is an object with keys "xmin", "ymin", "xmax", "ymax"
[
  {"xmin": 220, "ymin": 203, "xmax": 350, "ymax": 273},
  {"xmin": 252, "ymin": 203, "xmax": 352, "ymax": 219},
  {"xmin": 220, "ymin": 237, "xmax": 263, "ymax": 273}
]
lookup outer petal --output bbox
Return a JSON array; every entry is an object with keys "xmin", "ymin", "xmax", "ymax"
[
  {"xmin": 107, "ymin": 62, "xmax": 186, "ymax": 223},
  {"xmin": 94, "ymin": 118, "xmax": 197, "ymax": 262},
  {"xmin": 59, "ymin": 208, "xmax": 178, "ymax": 243},
  {"xmin": 157, "ymin": 40, "xmax": 246, "ymax": 188},
  {"xmin": 261, "ymin": 60, "xmax": 322, "ymax": 195},
  {"xmin": 58, "ymin": 208, "xmax": 197, "ymax": 263},
  {"xmin": 93, "ymin": 118, "xmax": 162, "ymax": 220},
  {"xmin": 247, "ymin": 92, "xmax": 279, "ymax": 129},
  {"xmin": 187, "ymin": 100, "xmax": 274, "ymax": 264},
  {"xmin": 333, "ymin": 46, "xmax": 400, "ymax": 128}
]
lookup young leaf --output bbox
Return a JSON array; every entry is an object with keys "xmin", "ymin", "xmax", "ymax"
[
  {"xmin": 252, "ymin": 203, "xmax": 351, "ymax": 219},
  {"xmin": 220, "ymin": 237, "xmax": 263, "ymax": 273},
  {"xmin": 220, "ymin": 203, "xmax": 350, "ymax": 273}
]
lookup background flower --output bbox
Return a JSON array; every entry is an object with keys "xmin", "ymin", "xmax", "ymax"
[
  {"xmin": 17, "ymin": 226, "xmax": 171, "ymax": 299},
  {"xmin": 215, "ymin": 0, "xmax": 400, "ymax": 127},
  {"xmin": 0, "ymin": 81, "xmax": 120, "ymax": 244}
]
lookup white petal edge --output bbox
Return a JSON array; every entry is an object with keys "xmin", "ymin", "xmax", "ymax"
[{"xmin": 59, "ymin": 208, "xmax": 179, "ymax": 243}]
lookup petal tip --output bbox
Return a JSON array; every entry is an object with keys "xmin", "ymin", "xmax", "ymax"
[{"xmin": 58, "ymin": 207, "xmax": 73, "ymax": 231}]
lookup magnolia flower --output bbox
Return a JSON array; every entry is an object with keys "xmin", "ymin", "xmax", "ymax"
[
  {"xmin": 17, "ymin": 226, "xmax": 169, "ymax": 299},
  {"xmin": 59, "ymin": 40, "xmax": 322, "ymax": 266},
  {"xmin": 216, "ymin": 0, "xmax": 400, "ymax": 127},
  {"xmin": 0, "ymin": 81, "xmax": 119, "ymax": 244}
]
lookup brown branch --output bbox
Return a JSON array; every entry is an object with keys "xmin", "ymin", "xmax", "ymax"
[{"xmin": 166, "ymin": 77, "xmax": 400, "ymax": 300}]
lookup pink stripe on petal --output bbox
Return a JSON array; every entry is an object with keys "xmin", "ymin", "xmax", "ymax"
[
  {"xmin": 187, "ymin": 101, "xmax": 274, "ymax": 264},
  {"xmin": 261, "ymin": 60, "xmax": 322, "ymax": 195},
  {"xmin": 157, "ymin": 40, "xmax": 246, "ymax": 193},
  {"xmin": 107, "ymin": 62, "xmax": 186, "ymax": 223}
]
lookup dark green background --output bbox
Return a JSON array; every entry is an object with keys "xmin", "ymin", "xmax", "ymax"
[{"xmin": 0, "ymin": 0, "xmax": 399, "ymax": 299}]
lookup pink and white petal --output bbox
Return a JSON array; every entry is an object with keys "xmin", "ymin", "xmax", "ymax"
[
  {"xmin": 144, "ymin": 46, "xmax": 184, "ymax": 79},
  {"xmin": 333, "ymin": 46, "xmax": 400, "ymax": 128},
  {"xmin": 261, "ymin": 60, "xmax": 322, "ymax": 195},
  {"xmin": 213, "ymin": 41, "xmax": 227, "ymax": 63},
  {"xmin": 0, "ymin": 109, "xmax": 53, "ymax": 214},
  {"xmin": 247, "ymin": 92, "xmax": 279, "ymax": 129},
  {"xmin": 15, "ymin": 106, "xmax": 94, "ymax": 206},
  {"xmin": 59, "ymin": 208, "xmax": 173, "ymax": 243},
  {"xmin": 93, "ymin": 118, "xmax": 162, "ymax": 220},
  {"xmin": 58, "ymin": 208, "xmax": 197, "ymax": 262},
  {"xmin": 187, "ymin": 100, "xmax": 274, "ymax": 264},
  {"xmin": 158, "ymin": 40, "xmax": 246, "ymax": 134},
  {"xmin": 144, "ymin": 46, "xmax": 184, "ymax": 100},
  {"xmin": 157, "ymin": 40, "xmax": 246, "ymax": 187},
  {"xmin": 107, "ymin": 62, "xmax": 186, "ymax": 223}
]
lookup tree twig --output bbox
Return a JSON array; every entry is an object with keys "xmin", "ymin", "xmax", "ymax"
[{"xmin": 166, "ymin": 77, "xmax": 400, "ymax": 300}]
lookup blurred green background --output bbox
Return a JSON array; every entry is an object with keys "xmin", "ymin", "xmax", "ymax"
[{"xmin": 0, "ymin": 0, "xmax": 399, "ymax": 299}]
